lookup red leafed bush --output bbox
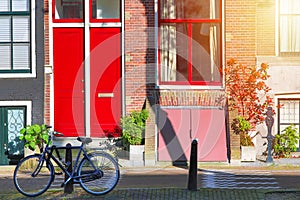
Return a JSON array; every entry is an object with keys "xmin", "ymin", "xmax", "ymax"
[{"xmin": 225, "ymin": 58, "xmax": 274, "ymax": 126}]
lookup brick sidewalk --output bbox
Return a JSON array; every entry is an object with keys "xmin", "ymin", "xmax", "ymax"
[
  {"xmin": 2, "ymin": 163, "xmax": 300, "ymax": 199},
  {"xmin": 2, "ymin": 188, "xmax": 300, "ymax": 200}
]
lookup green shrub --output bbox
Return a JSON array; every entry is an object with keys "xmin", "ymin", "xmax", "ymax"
[
  {"xmin": 274, "ymin": 124, "xmax": 300, "ymax": 158},
  {"xmin": 121, "ymin": 109, "xmax": 149, "ymax": 148}
]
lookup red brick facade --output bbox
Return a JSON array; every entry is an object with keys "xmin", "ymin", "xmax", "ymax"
[
  {"xmin": 44, "ymin": 0, "xmax": 50, "ymax": 125},
  {"xmin": 225, "ymin": 0, "xmax": 257, "ymax": 66},
  {"xmin": 124, "ymin": 0, "xmax": 155, "ymax": 113},
  {"xmin": 44, "ymin": 0, "xmax": 283, "ymax": 163}
]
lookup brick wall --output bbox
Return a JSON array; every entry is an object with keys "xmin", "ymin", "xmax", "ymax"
[
  {"xmin": 124, "ymin": 0, "xmax": 155, "ymax": 113},
  {"xmin": 256, "ymin": 1, "xmax": 276, "ymax": 56},
  {"xmin": 125, "ymin": 0, "xmax": 156, "ymax": 165},
  {"xmin": 44, "ymin": 0, "xmax": 50, "ymax": 124},
  {"xmin": 44, "ymin": 73, "xmax": 51, "ymax": 125},
  {"xmin": 225, "ymin": 0, "xmax": 257, "ymax": 66},
  {"xmin": 44, "ymin": 0, "xmax": 50, "ymax": 65}
]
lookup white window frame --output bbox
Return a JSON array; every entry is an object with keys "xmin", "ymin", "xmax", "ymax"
[
  {"xmin": 0, "ymin": 101, "xmax": 31, "ymax": 125},
  {"xmin": 275, "ymin": 94, "xmax": 300, "ymax": 135},
  {"xmin": 0, "ymin": 0, "xmax": 36, "ymax": 78}
]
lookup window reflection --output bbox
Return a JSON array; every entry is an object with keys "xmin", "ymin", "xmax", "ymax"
[
  {"xmin": 55, "ymin": 0, "xmax": 83, "ymax": 20},
  {"xmin": 92, "ymin": 0, "xmax": 120, "ymax": 20}
]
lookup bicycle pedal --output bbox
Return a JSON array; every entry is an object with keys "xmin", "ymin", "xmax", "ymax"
[{"xmin": 55, "ymin": 172, "xmax": 63, "ymax": 175}]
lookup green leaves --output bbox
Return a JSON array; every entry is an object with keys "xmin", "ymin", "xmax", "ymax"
[
  {"xmin": 19, "ymin": 124, "xmax": 51, "ymax": 151},
  {"xmin": 231, "ymin": 116, "xmax": 254, "ymax": 146},
  {"xmin": 121, "ymin": 109, "xmax": 149, "ymax": 147},
  {"xmin": 274, "ymin": 125, "xmax": 300, "ymax": 158}
]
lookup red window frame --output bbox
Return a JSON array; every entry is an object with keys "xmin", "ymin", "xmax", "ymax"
[{"xmin": 158, "ymin": 0, "xmax": 223, "ymax": 86}]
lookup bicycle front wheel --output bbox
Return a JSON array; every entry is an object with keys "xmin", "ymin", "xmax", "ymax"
[
  {"xmin": 13, "ymin": 154, "xmax": 54, "ymax": 197},
  {"xmin": 78, "ymin": 152, "xmax": 120, "ymax": 195}
]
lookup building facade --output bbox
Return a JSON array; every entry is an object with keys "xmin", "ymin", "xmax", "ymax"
[
  {"xmin": 0, "ymin": 0, "xmax": 44, "ymax": 165},
  {"xmin": 1, "ymin": 0, "xmax": 299, "ymax": 166},
  {"xmin": 43, "ymin": 0, "xmax": 300, "ymax": 165}
]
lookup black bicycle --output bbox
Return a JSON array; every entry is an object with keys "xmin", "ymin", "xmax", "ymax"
[{"xmin": 13, "ymin": 126, "xmax": 120, "ymax": 197}]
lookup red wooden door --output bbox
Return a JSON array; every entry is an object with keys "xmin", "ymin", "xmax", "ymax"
[
  {"xmin": 53, "ymin": 28, "xmax": 85, "ymax": 136},
  {"xmin": 90, "ymin": 28, "xmax": 121, "ymax": 137}
]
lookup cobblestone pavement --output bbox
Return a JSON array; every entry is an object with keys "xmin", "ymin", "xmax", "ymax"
[
  {"xmin": 2, "ymin": 188, "xmax": 300, "ymax": 200},
  {"xmin": 1, "ymin": 164, "xmax": 300, "ymax": 199}
]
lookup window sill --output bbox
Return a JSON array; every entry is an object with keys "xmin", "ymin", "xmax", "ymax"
[
  {"xmin": 0, "ymin": 73, "xmax": 36, "ymax": 79},
  {"xmin": 257, "ymin": 56, "xmax": 300, "ymax": 66},
  {"xmin": 156, "ymin": 84, "xmax": 224, "ymax": 90}
]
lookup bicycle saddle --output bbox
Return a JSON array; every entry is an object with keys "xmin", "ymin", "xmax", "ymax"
[{"xmin": 77, "ymin": 137, "xmax": 93, "ymax": 144}]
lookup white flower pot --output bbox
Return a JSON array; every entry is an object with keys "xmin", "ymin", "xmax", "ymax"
[
  {"xmin": 130, "ymin": 145, "xmax": 144, "ymax": 160},
  {"xmin": 241, "ymin": 146, "xmax": 256, "ymax": 162}
]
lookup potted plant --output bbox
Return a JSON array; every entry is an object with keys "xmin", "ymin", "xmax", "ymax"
[
  {"xmin": 121, "ymin": 109, "xmax": 149, "ymax": 165},
  {"xmin": 274, "ymin": 124, "xmax": 300, "ymax": 158},
  {"xmin": 19, "ymin": 124, "xmax": 50, "ymax": 153},
  {"xmin": 231, "ymin": 116, "xmax": 256, "ymax": 161},
  {"xmin": 225, "ymin": 59, "xmax": 274, "ymax": 161}
]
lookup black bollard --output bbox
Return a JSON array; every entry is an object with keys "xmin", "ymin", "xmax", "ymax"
[
  {"xmin": 187, "ymin": 139, "xmax": 198, "ymax": 191},
  {"xmin": 64, "ymin": 143, "xmax": 73, "ymax": 194}
]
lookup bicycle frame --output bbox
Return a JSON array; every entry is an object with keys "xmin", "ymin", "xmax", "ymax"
[{"xmin": 40, "ymin": 142, "xmax": 100, "ymax": 186}]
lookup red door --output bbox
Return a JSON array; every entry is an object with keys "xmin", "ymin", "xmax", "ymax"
[
  {"xmin": 53, "ymin": 27, "xmax": 121, "ymax": 137},
  {"xmin": 53, "ymin": 28, "xmax": 85, "ymax": 136},
  {"xmin": 90, "ymin": 28, "xmax": 121, "ymax": 137}
]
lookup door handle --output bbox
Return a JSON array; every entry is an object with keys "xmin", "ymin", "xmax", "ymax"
[
  {"xmin": 98, "ymin": 93, "xmax": 114, "ymax": 98},
  {"xmin": 3, "ymin": 144, "xmax": 6, "ymax": 150}
]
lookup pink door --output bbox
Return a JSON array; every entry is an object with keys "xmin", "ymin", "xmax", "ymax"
[{"xmin": 158, "ymin": 109, "xmax": 227, "ymax": 162}]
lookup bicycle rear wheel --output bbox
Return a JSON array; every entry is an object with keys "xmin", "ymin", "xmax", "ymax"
[
  {"xmin": 78, "ymin": 152, "xmax": 120, "ymax": 195},
  {"xmin": 13, "ymin": 154, "xmax": 54, "ymax": 197}
]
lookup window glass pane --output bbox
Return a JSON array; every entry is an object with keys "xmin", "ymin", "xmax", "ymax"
[
  {"xmin": 279, "ymin": 100, "xmax": 300, "ymax": 124},
  {"xmin": 280, "ymin": 0, "xmax": 300, "ymax": 14},
  {"xmin": 13, "ymin": 44, "xmax": 30, "ymax": 69},
  {"xmin": 176, "ymin": 24, "xmax": 189, "ymax": 81},
  {"xmin": 192, "ymin": 23, "xmax": 221, "ymax": 82},
  {"xmin": 160, "ymin": 24, "xmax": 188, "ymax": 82},
  {"xmin": 0, "ymin": 17, "xmax": 10, "ymax": 42},
  {"xmin": 0, "ymin": 0, "xmax": 10, "ymax": 11},
  {"xmin": 160, "ymin": 0, "xmax": 220, "ymax": 19},
  {"xmin": 12, "ymin": 0, "xmax": 29, "ymax": 11},
  {"xmin": 279, "ymin": 0, "xmax": 300, "ymax": 53},
  {"xmin": 13, "ymin": 16, "xmax": 30, "ymax": 42},
  {"xmin": 7, "ymin": 108, "xmax": 25, "ymax": 156},
  {"xmin": 55, "ymin": 0, "xmax": 83, "ymax": 19},
  {"xmin": 0, "ymin": 45, "xmax": 11, "ymax": 70},
  {"xmin": 92, "ymin": 0, "xmax": 120, "ymax": 19},
  {"xmin": 280, "ymin": 16, "xmax": 300, "ymax": 53}
]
